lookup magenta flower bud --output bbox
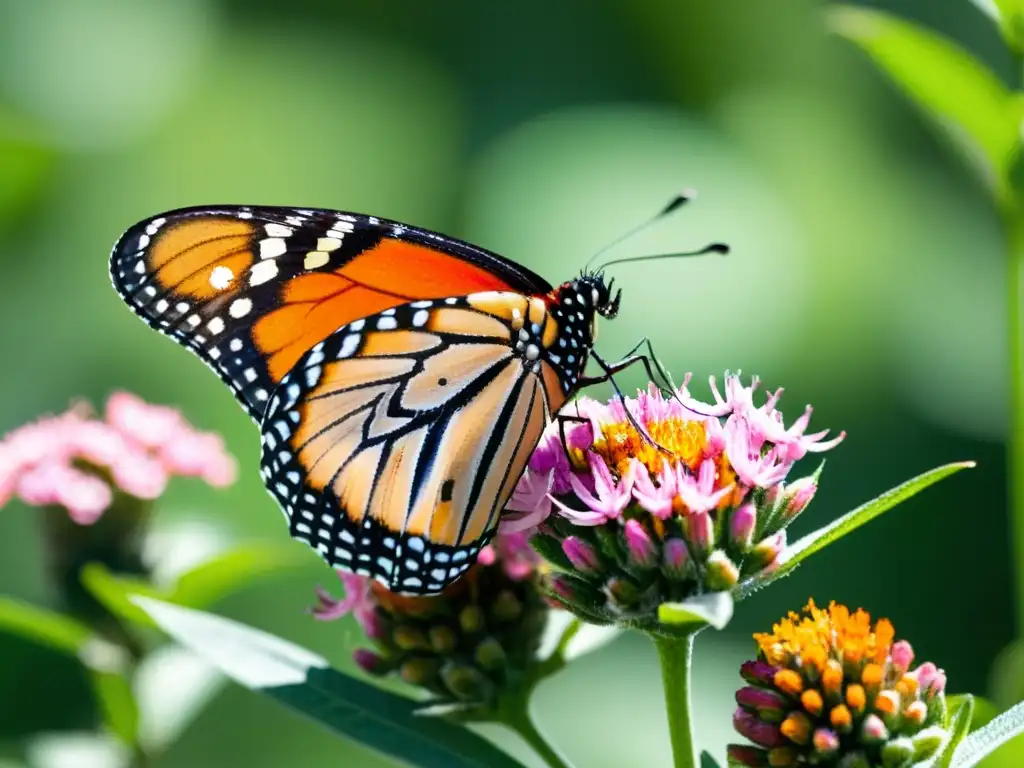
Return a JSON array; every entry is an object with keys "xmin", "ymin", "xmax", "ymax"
[
  {"xmin": 890, "ymin": 640, "xmax": 914, "ymax": 673},
  {"xmin": 812, "ymin": 728, "xmax": 840, "ymax": 756},
  {"xmin": 861, "ymin": 713, "xmax": 889, "ymax": 743},
  {"xmin": 726, "ymin": 744, "xmax": 768, "ymax": 767},
  {"xmin": 736, "ymin": 686, "xmax": 788, "ymax": 720},
  {"xmin": 624, "ymin": 519, "xmax": 657, "ymax": 567},
  {"xmin": 730, "ymin": 503, "xmax": 757, "ymax": 550},
  {"xmin": 733, "ymin": 708, "xmax": 785, "ymax": 748},
  {"xmin": 749, "ymin": 530, "xmax": 786, "ymax": 570},
  {"xmin": 781, "ymin": 476, "xmax": 817, "ymax": 522},
  {"xmin": 915, "ymin": 662, "xmax": 947, "ymax": 696},
  {"xmin": 352, "ymin": 648, "xmax": 387, "ymax": 675},
  {"xmin": 562, "ymin": 536, "xmax": 599, "ymax": 573},
  {"xmin": 686, "ymin": 510, "xmax": 713, "ymax": 556},
  {"xmin": 662, "ymin": 537, "xmax": 690, "ymax": 578},
  {"xmin": 550, "ymin": 575, "xmax": 576, "ymax": 602},
  {"xmin": 740, "ymin": 660, "xmax": 779, "ymax": 687}
]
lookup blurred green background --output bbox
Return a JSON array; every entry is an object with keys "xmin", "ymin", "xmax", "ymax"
[{"xmin": 0, "ymin": 0, "xmax": 1014, "ymax": 765}]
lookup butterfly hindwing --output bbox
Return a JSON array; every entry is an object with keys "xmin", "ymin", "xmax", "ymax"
[
  {"xmin": 259, "ymin": 297, "xmax": 553, "ymax": 593},
  {"xmin": 109, "ymin": 205, "xmax": 552, "ymax": 424}
]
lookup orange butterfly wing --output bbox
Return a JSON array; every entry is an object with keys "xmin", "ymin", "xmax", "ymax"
[
  {"xmin": 109, "ymin": 206, "xmax": 551, "ymax": 423},
  {"xmin": 259, "ymin": 295, "xmax": 563, "ymax": 593}
]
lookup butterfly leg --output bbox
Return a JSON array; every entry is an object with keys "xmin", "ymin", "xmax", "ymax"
[{"xmin": 577, "ymin": 351, "xmax": 672, "ymax": 455}]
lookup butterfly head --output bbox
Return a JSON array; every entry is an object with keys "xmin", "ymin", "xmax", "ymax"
[{"xmin": 567, "ymin": 271, "xmax": 621, "ymax": 320}]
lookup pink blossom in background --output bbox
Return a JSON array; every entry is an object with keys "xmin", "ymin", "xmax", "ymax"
[{"xmin": 0, "ymin": 392, "xmax": 237, "ymax": 524}]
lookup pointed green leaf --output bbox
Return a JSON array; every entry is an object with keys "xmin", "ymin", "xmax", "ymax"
[
  {"xmin": 91, "ymin": 670, "xmax": 139, "ymax": 747},
  {"xmin": 0, "ymin": 596, "xmax": 93, "ymax": 655},
  {"xmin": 951, "ymin": 698, "xmax": 1024, "ymax": 767},
  {"xmin": 948, "ymin": 694, "xmax": 1000, "ymax": 732},
  {"xmin": 658, "ymin": 591, "xmax": 734, "ymax": 630},
  {"xmin": 132, "ymin": 596, "xmax": 527, "ymax": 768},
  {"xmin": 934, "ymin": 694, "xmax": 974, "ymax": 768},
  {"xmin": 829, "ymin": 6, "xmax": 1016, "ymax": 200},
  {"xmin": 700, "ymin": 750, "xmax": 723, "ymax": 768},
  {"xmin": 736, "ymin": 462, "xmax": 974, "ymax": 600},
  {"xmin": 80, "ymin": 563, "xmax": 164, "ymax": 629}
]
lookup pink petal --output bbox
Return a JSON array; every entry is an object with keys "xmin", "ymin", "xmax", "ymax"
[{"xmin": 106, "ymin": 391, "xmax": 185, "ymax": 449}]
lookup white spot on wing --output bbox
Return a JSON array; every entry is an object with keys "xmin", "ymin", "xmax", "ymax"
[
  {"xmin": 229, "ymin": 298, "xmax": 253, "ymax": 318},
  {"xmin": 209, "ymin": 265, "xmax": 234, "ymax": 290},
  {"xmin": 249, "ymin": 260, "xmax": 279, "ymax": 286},
  {"xmin": 259, "ymin": 238, "xmax": 287, "ymax": 259}
]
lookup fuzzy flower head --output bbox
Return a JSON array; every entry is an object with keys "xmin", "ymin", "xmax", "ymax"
[
  {"xmin": 508, "ymin": 373, "xmax": 843, "ymax": 624},
  {"xmin": 0, "ymin": 392, "xmax": 237, "ymax": 524},
  {"xmin": 729, "ymin": 600, "xmax": 948, "ymax": 768},
  {"xmin": 312, "ymin": 532, "xmax": 548, "ymax": 707}
]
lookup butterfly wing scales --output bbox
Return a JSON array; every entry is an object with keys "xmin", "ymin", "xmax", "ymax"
[
  {"xmin": 260, "ymin": 298, "xmax": 553, "ymax": 593},
  {"xmin": 109, "ymin": 205, "xmax": 551, "ymax": 424}
]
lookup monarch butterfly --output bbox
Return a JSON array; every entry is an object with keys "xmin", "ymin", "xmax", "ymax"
[{"xmin": 109, "ymin": 199, "xmax": 724, "ymax": 594}]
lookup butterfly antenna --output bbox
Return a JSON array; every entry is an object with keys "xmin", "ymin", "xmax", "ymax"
[
  {"xmin": 582, "ymin": 189, "xmax": 700, "ymax": 273},
  {"xmin": 596, "ymin": 241, "xmax": 729, "ymax": 272}
]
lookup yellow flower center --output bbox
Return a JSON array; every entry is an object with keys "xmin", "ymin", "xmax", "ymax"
[
  {"xmin": 594, "ymin": 417, "xmax": 707, "ymax": 477},
  {"xmin": 753, "ymin": 600, "xmax": 895, "ymax": 669}
]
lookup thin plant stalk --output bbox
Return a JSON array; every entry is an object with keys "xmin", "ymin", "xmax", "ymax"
[
  {"xmin": 500, "ymin": 702, "xmax": 574, "ymax": 768},
  {"xmin": 1006, "ymin": 52, "xmax": 1024, "ymax": 632},
  {"xmin": 653, "ymin": 632, "xmax": 698, "ymax": 768}
]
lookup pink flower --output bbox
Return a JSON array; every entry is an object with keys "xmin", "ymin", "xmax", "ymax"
[
  {"xmin": 0, "ymin": 393, "xmax": 237, "ymax": 524},
  {"xmin": 550, "ymin": 453, "xmax": 636, "ymax": 525},
  {"xmin": 478, "ymin": 530, "xmax": 540, "ymax": 581},
  {"xmin": 312, "ymin": 570, "xmax": 379, "ymax": 635},
  {"xmin": 675, "ymin": 459, "xmax": 735, "ymax": 514},
  {"xmin": 501, "ymin": 466, "xmax": 553, "ymax": 533}
]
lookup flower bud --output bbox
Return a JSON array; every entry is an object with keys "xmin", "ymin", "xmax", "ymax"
[
  {"xmin": 473, "ymin": 637, "xmax": 507, "ymax": 671},
  {"xmin": 812, "ymin": 728, "xmax": 839, "ymax": 757},
  {"xmin": 705, "ymin": 549, "xmax": 740, "ymax": 590},
  {"xmin": 624, "ymin": 519, "xmax": 657, "ymax": 568},
  {"xmin": 393, "ymin": 625, "xmax": 430, "ymax": 651},
  {"xmin": 686, "ymin": 510, "xmax": 713, "ymax": 557},
  {"xmin": 730, "ymin": 503, "xmax": 757, "ymax": 550},
  {"xmin": 440, "ymin": 661, "xmax": 496, "ymax": 702},
  {"xmin": 726, "ymin": 744, "xmax": 768, "ymax": 767},
  {"xmin": 734, "ymin": 708, "xmax": 786, "ymax": 748},
  {"xmin": 661, "ymin": 537, "xmax": 690, "ymax": 579},
  {"xmin": 890, "ymin": 641, "xmax": 914, "ymax": 673},
  {"xmin": 352, "ymin": 648, "xmax": 387, "ymax": 675},
  {"xmin": 400, "ymin": 657, "xmax": 439, "ymax": 686},
  {"xmin": 562, "ymin": 535, "xmax": 600, "ymax": 573},
  {"xmin": 741, "ymin": 660, "xmax": 779, "ymax": 687},
  {"xmin": 428, "ymin": 626, "xmax": 457, "ymax": 654},
  {"xmin": 779, "ymin": 476, "xmax": 817, "ymax": 524},
  {"xmin": 459, "ymin": 605, "xmax": 485, "ymax": 634},
  {"xmin": 880, "ymin": 737, "xmax": 914, "ymax": 768},
  {"xmin": 861, "ymin": 714, "xmax": 889, "ymax": 743},
  {"xmin": 748, "ymin": 531, "xmax": 786, "ymax": 572},
  {"xmin": 490, "ymin": 590, "xmax": 523, "ymax": 623},
  {"xmin": 736, "ymin": 686, "xmax": 789, "ymax": 722}
]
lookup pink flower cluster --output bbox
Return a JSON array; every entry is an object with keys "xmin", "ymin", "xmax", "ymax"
[
  {"xmin": 0, "ymin": 392, "xmax": 237, "ymax": 525},
  {"xmin": 504, "ymin": 372, "xmax": 845, "ymax": 532}
]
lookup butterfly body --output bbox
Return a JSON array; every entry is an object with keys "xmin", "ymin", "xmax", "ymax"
[{"xmin": 109, "ymin": 205, "xmax": 616, "ymax": 593}]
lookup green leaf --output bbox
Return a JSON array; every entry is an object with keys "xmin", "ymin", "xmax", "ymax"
[
  {"xmin": 132, "ymin": 596, "xmax": 527, "ymax": 768},
  {"xmin": 91, "ymin": 670, "xmax": 140, "ymax": 747},
  {"xmin": 935, "ymin": 693, "xmax": 974, "ymax": 768},
  {"xmin": 0, "ymin": 596, "xmax": 93, "ymax": 655},
  {"xmin": 948, "ymin": 694, "xmax": 1000, "ymax": 732},
  {"xmin": 951, "ymin": 698, "xmax": 1024, "ymax": 768},
  {"xmin": 80, "ymin": 543, "xmax": 307, "ymax": 630},
  {"xmin": 736, "ymin": 462, "xmax": 974, "ymax": 600},
  {"xmin": 658, "ymin": 591, "xmax": 734, "ymax": 630},
  {"xmin": 700, "ymin": 750, "xmax": 723, "ymax": 768},
  {"xmin": 80, "ymin": 563, "xmax": 164, "ymax": 630},
  {"xmin": 829, "ymin": 6, "xmax": 1017, "ymax": 200},
  {"xmin": 170, "ymin": 542, "xmax": 307, "ymax": 607}
]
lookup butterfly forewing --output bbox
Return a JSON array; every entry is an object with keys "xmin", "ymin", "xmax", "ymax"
[
  {"xmin": 109, "ymin": 205, "xmax": 550, "ymax": 423},
  {"xmin": 260, "ymin": 297, "xmax": 554, "ymax": 592}
]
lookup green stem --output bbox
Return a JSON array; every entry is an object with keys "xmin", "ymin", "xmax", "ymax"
[
  {"xmin": 1009, "ymin": 206, "xmax": 1024, "ymax": 632},
  {"xmin": 653, "ymin": 632, "xmax": 697, "ymax": 768},
  {"xmin": 503, "ymin": 704, "xmax": 574, "ymax": 768}
]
